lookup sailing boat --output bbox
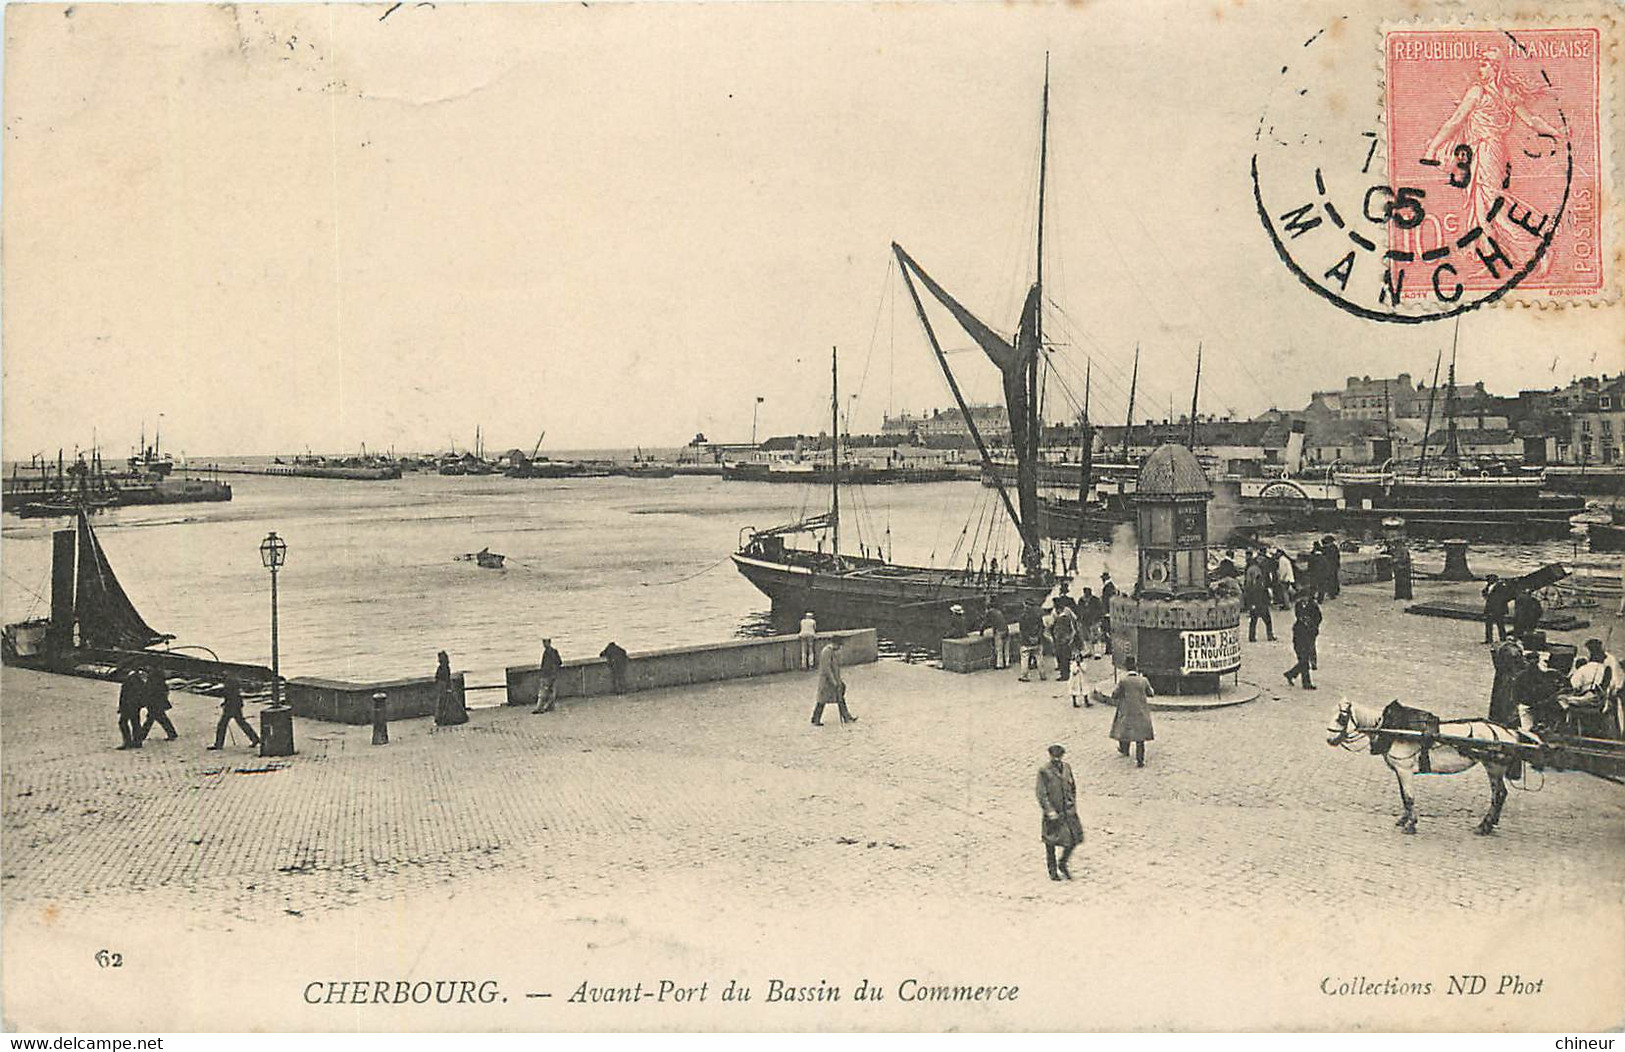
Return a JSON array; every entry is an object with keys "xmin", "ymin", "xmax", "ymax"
[
  {"xmin": 3, "ymin": 508, "xmax": 173, "ymax": 664},
  {"xmin": 731, "ymin": 62, "xmax": 1065, "ymax": 638}
]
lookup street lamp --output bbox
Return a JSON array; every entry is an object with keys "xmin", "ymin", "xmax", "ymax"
[{"xmin": 259, "ymin": 531, "xmax": 288, "ymax": 707}]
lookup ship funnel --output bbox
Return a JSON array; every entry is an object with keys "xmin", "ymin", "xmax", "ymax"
[{"xmin": 1284, "ymin": 421, "xmax": 1306, "ymax": 476}]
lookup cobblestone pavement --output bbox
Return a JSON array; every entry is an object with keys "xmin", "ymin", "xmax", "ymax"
[{"xmin": 4, "ymin": 581, "xmax": 1623, "ymax": 1030}]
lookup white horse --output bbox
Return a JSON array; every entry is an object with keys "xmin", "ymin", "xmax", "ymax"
[{"xmin": 1326, "ymin": 700, "xmax": 1527, "ymax": 835}]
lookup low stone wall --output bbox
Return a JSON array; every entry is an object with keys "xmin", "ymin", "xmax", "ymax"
[
  {"xmin": 941, "ymin": 627, "xmax": 1019, "ymax": 673},
  {"xmin": 286, "ymin": 673, "xmax": 465, "ymax": 725},
  {"xmin": 503, "ymin": 629, "xmax": 878, "ymax": 706}
]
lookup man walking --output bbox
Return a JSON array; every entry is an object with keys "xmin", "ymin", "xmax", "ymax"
[
  {"xmin": 1036, "ymin": 744, "xmax": 1083, "ymax": 881},
  {"xmin": 1283, "ymin": 592, "xmax": 1322, "ymax": 690},
  {"xmin": 811, "ymin": 636, "xmax": 856, "ymax": 726},
  {"xmin": 1077, "ymin": 587, "xmax": 1103, "ymax": 661},
  {"xmin": 138, "ymin": 668, "xmax": 178, "ymax": 742},
  {"xmin": 208, "ymin": 676, "xmax": 262, "ymax": 751},
  {"xmin": 1108, "ymin": 657, "xmax": 1155, "ymax": 767},
  {"xmin": 533, "ymin": 638, "xmax": 563, "ymax": 714},
  {"xmin": 1512, "ymin": 586, "xmax": 1543, "ymax": 642},
  {"xmin": 798, "ymin": 611, "xmax": 818, "ymax": 670},
  {"xmin": 116, "ymin": 668, "xmax": 145, "ymax": 750},
  {"xmin": 1018, "ymin": 601, "xmax": 1048, "ymax": 682},
  {"xmin": 1244, "ymin": 554, "xmax": 1275, "ymax": 642}
]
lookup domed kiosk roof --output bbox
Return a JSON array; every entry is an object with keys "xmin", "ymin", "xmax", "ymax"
[{"xmin": 1137, "ymin": 443, "xmax": 1211, "ymax": 497}]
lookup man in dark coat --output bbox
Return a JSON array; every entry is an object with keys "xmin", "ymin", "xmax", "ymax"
[
  {"xmin": 1051, "ymin": 582, "xmax": 1077, "ymax": 617},
  {"xmin": 1051, "ymin": 605, "xmax": 1077, "ymax": 681},
  {"xmin": 1512, "ymin": 587, "xmax": 1543, "ymax": 642},
  {"xmin": 1321, "ymin": 536, "xmax": 1342, "ymax": 599},
  {"xmin": 208, "ymin": 676, "xmax": 262, "ymax": 750},
  {"xmin": 533, "ymin": 638, "xmax": 564, "ymax": 714},
  {"xmin": 1109, "ymin": 657, "xmax": 1155, "ymax": 767},
  {"xmin": 1035, "ymin": 744, "xmax": 1083, "ymax": 881},
  {"xmin": 117, "ymin": 668, "xmax": 145, "ymax": 750},
  {"xmin": 1488, "ymin": 639, "xmax": 1527, "ymax": 727},
  {"xmin": 599, "ymin": 641, "xmax": 630, "ymax": 695},
  {"xmin": 1283, "ymin": 593, "xmax": 1322, "ymax": 690},
  {"xmin": 1481, "ymin": 575, "xmax": 1512, "ymax": 643},
  {"xmin": 1243, "ymin": 556, "xmax": 1275, "ymax": 642},
  {"xmin": 1076, "ymin": 587, "xmax": 1103, "ymax": 661},
  {"xmin": 1098, "ymin": 571, "xmax": 1117, "ymax": 655},
  {"xmin": 138, "ymin": 668, "xmax": 178, "ymax": 742}
]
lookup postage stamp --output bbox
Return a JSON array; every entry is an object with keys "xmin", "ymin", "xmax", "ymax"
[
  {"xmin": 1383, "ymin": 26, "xmax": 1605, "ymax": 304},
  {"xmin": 1253, "ymin": 14, "xmax": 1616, "ymax": 321}
]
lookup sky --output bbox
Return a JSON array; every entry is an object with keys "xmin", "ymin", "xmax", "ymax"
[{"xmin": 3, "ymin": 1, "xmax": 1619, "ymax": 459}]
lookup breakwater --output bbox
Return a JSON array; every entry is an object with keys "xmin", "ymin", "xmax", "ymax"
[{"xmin": 504, "ymin": 629, "xmax": 878, "ymax": 707}]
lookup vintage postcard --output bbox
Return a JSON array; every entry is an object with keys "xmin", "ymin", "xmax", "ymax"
[{"xmin": 3, "ymin": 0, "xmax": 1623, "ymax": 1034}]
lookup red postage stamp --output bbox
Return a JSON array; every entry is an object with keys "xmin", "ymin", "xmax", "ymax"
[{"xmin": 1384, "ymin": 26, "xmax": 1605, "ymax": 302}]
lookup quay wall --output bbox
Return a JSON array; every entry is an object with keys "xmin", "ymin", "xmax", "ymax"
[
  {"xmin": 504, "ymin": 629, "xmax": 878, "ymax": 706},
  {"xmin": 286, "ymin": 673, "xmax": 466, "ymax": 724}
]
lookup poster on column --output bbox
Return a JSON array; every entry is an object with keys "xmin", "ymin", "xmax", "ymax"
[{"xmin": 1181, "ymin": 627, "xmax": 1242, "ymax": 675}]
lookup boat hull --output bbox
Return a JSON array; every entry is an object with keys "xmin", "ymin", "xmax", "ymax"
[{"xmin": 731, "ymin": 550, "xmax": 1048, "ymax": 642}]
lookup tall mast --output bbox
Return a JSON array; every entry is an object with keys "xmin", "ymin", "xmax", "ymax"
[
  {"xmin": 1417, "ymin": 350, "xmax": 1443, "ymax": 476},
  {"xmin": 830, "ymin": 346, "xmax": 841, "ymax": 560},
  {"xmin": 1073, "ymin": 360, "xmax": 1093, "ymax": 570},
  {"xmin": 1444, "ymin": 318, "xmax": 1461, "ymax": 471},
  {"xmin": 1188, "ymin": 343, "xmax": 1203, "ymax": 448},
  {"xmin": 1032, "ymin": 52, "xmax": 1049, "ymax": 509},
  {"xmin": 1123, "ymin": 345, "xmax": 1140, "ymax": 461}
]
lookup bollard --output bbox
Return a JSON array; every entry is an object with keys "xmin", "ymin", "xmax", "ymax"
[
  {"xmin": 1440, "ymin": 540, "xmax": 1474, "ymax": 581},
  {"xmin": 371, "ymin": 691, "xmax": 389, "ymax": 745},
  {"xmin": 1384, "ymin": 518, "xmax": 1413, "ymax": 600},
  {"xmin": 259, "ymin": 705, "xmax": 296, "ymax": 758}
]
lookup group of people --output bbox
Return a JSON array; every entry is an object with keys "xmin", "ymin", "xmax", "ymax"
[
  {"xmin": 1220, "ymin": 542, "xmax": 1334, "ymax": 692},
  {"xmin": 1489, "ymin": 633, "xmax": 1622, "ymax": 738},
  {"xmin": 116, "ymin": 666, "xmax": 263, "ymax": 752},
  {"xmin": 969, "ymin": 571, "xmax": 1119, "ymax": 685},
  {"xmin": 115, "ymin": 666, "xmax": 179, "ymax": 749},
  {"xmin": 1479, "ymin": 573, "xmax": 1546, "ymax": 644}
]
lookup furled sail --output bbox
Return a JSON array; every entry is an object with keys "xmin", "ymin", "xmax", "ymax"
[
  {"xmin": 74, "ymin": 509, "xmax": 169, "ymax": 649},
  {"xmin": 893, "ymin": 242, "xmax": 1044, "ymax": 575}
]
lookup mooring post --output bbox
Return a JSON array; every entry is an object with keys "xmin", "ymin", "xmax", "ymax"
[
  {"xmin": 1440, "ymin": 540, "xmax": 1474, "ymax": 582},
  {"xmin": 371, "ymin": 691, "xmax": 389, "ymax": 745}
]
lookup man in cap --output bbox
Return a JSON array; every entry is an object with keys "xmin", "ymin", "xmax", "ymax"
[
  {"xmin": 1018, "ymin": 600, "xmax": 1048, "ymax": 682},
  {"xmin": 946, "ymin": 604, "xmax": 967, "ymax": 641},
  {"xmin": 1036, "ymin": 744, "xmax": 1083, "ymax": 881}
]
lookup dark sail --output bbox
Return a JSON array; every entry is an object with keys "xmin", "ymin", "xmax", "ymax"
[{"xmin": 74, "ymin": 510, "xmax": 168, "ymax": 649}]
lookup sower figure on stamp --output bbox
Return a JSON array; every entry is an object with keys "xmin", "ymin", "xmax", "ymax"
[
  {"xmin": 1422, "ymin": 47, "xmax": 1564, "ymax": 275},
  {"xmin": 138, "ymin": 667, "xmax": 178, "ymax": 742},
  {"xmin": 116, "ymin": 667, "xmax": 145, "ymax": 750},
  {"xmin": 1036, "ymin": 744, "xmax": 1083, "ymax": 881},
  {"xmin": 533, "ymin": 638, "xmax": 563, "ymax": 714},
  {"xmin": 208, "ymin": 676, "xmax": 261, "ymax": 751},
  {"xmin": 811, "ymin": 636, "xmax": 856, "ymax": 726}
]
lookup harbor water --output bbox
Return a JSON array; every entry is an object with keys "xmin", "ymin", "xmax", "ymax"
[{"xmin": 1, "ymin": 456, "xmax": 1608, "ymax": 694}]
